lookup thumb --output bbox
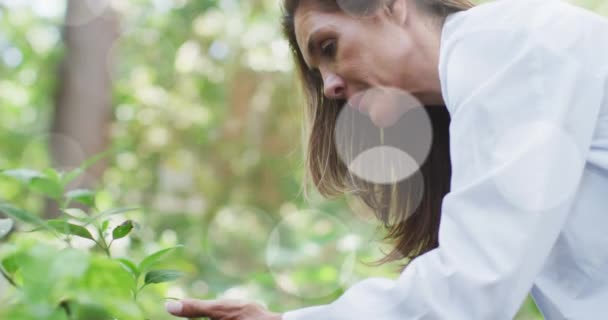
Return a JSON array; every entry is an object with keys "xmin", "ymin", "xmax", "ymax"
[{"xmin": 165, "ymin": 299, "xmax": 218, "ymax": 318}]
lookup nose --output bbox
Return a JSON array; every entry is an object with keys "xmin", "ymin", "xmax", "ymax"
[{"xmin": 323, "ymin": 73, "xmax": 346, "ymax": 100}]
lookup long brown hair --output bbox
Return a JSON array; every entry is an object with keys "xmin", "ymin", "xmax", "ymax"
[{"xmin": 282, "ymin": 0, "xmax": 474, "ymax": 267}]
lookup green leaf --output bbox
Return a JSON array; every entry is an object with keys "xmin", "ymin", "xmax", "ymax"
[
  {"xmin": 81, "ymin": 150, "xmax": 114, "ymax": 171},
  {"xmin": 83, "ymin": 207, "xmax": 138, "ymax": 226},
  {"xmin": 95, "ymin": 207, "xmax": 138, "ymax": 219},
  {"xmin": 116, "ymin": 258, "xmax": 139, "ymax": 278},
  {"xmin": 2, "ymin": 254, "xmax": 19, "ymax": 274},
  {"xmin": 78, "ymin": 257, "xmax": 143, "ymax": 318},
  {"xmin": 62, "ymin": 167, "xmax": 84, "ymax": 186},
  {"xmin": 62, "ymin": 149, "xmax": 114, "ymax": 186},
  {"xmin": 69, "ymin": 302, "xmax": 114, "ymax": 320},
  {"xmin": 42, "ymin": 168, "xmax": 62, "ymax": 185},
  {"xmin": 2, "ymin": 169, "xmax": 63, "ymax": 199},
  {"xmin": 1, "ymin": 169, "xmax": 63, "ymax": 199},
  {"xmin": 101, "ymin": 220, "xmax": 110, "ymax": 232},
  {"xmin": 143, "ymin": 269, "xmax": 183, "ymax": 285},
  {"xmin": 49, "ymin": 249, "xmax": 90, "ymax": 279},
  {"xmin": 138, "ymin": 245, "xmax": 184, "ymax": 272},
  {"xmin": 66, "ymin": 189, "xmax": 96, "ymax": 207},
  {"xmin": 64, "ymin": 208, "xmax": 89, "ymax": 220},
  {"xmin": 0, "ymin": 202, "xmax": 49, "ymax": 229},
  {"xmin": 1, "ymin": 169, "xmax": 44, "ymax": 183},
  {"xmin": 47, "ymin": 220, "xmax": 95, "ymax": 241},
  {"xmin": 0, "ymin": 218, "xmax": 14, "ymax": 239},
  {"xmin": 29, "ymin": 177, "xmax": 63, "ymax": 199},
  {"xmin": 112, "ymin": 220, "xmax": 133, "ymax": 240},
  {"xmin": 94, "ymin": 191, "xmax": 113, "ymax": 212}
]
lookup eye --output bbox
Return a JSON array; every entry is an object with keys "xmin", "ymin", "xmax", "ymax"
[{"xmin": 319, "ymin": 39, "xmax": 337, "ymax": 58}]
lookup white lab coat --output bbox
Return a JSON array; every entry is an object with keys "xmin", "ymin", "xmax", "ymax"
[{"xmin": 283, "ymin": 0, "xmax": 608, "ymax": 319}]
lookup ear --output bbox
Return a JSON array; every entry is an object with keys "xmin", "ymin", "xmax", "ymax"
[{"xmin": 383, "ymin": 0, "xmax": 408, "ymax": 25}]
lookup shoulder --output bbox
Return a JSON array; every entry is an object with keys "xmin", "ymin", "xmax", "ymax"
[
  {"xmin": 441, "ymin": 0, "xmax": 599, "ymax": 39},
  {"xmin": 439, "ymin": 0, "xmax": 608, "ymax": 114}
]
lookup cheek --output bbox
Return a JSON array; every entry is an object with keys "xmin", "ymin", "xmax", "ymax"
[
  {"xmin": 337, "ymin": 29, "xmax": 406, "ymax": 86},
  {"xmin": 336, "ymin": 45, "xmax": 371, "ymax": 83},
  {"xmin": 375, "ymin": 31, "xmax": 412, "ymax": 81},
  {"xmin": 349, "ymin": 40, "xmax": 391, "ymax": 79}
]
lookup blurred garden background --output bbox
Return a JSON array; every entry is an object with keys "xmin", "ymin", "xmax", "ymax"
[{"xmin": 1, "ymin": 0, "xmax": 606, "ymax": 318}]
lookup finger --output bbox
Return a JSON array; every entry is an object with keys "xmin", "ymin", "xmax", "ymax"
[{"xmin": 165, "ymin": 299, "xmax": 229, "ymax": 318}]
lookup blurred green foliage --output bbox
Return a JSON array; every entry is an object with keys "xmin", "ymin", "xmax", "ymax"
[
  {"xmin": 0, "ymin": 164, "xmax": 184, "ymax": 319},
  {"xmin": 1, "ymin": 0, "xmax": 606, "ymax": 319}
]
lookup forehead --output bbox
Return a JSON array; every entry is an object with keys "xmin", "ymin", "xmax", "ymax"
[{"xmin": 294, "ymin": 2, "xmax": 340, "ymax": 66}]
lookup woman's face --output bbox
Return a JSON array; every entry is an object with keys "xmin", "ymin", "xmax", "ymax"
[{"xmin": 294, "ymin": 0, "xmax": 423, "ymax": 109}]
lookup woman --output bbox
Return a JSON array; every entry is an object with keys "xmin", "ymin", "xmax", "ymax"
[{"xmin": 166, "ymin": 0, "xmax": 608, "ymax": 319}]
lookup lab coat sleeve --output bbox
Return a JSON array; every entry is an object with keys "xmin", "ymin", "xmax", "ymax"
[{"xmin": 283, "ymin": 27, "xmax": 606, "ymax": 320}]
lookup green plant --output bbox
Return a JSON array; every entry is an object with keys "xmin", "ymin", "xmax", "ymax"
[{"xmin": 0, "ymin": 156, "xmax": 184, "ymax": 319}]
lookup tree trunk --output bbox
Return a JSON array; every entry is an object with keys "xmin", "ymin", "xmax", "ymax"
[{"xmin": 49, "ymin": 1, "xmax": 119, "ymax": 217}]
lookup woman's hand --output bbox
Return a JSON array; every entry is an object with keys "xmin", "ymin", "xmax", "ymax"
[{"xmin": 165, "ymin": 298, "xmax": 283, "ymax": 320}]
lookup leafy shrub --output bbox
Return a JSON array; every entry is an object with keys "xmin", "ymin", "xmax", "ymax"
[{"xmin": 0, "ymin": 156, "xmax": 183, "ymax": 319}]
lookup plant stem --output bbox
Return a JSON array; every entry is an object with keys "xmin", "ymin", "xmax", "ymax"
[
  {"xmin": 59, "ymin": 197, "xmax": 74, "ymax": 248},
  {"xmin": 96, "ymin": 225, "xmax": 112, "ymax": 257},
  {"xmin": 134, "ymin": 283, "xmax": 147, "ymax": 301}
]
